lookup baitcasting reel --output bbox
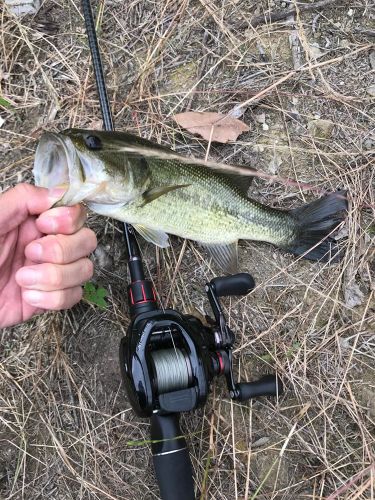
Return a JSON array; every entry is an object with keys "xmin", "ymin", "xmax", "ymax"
[{"xmin": 119, "ymin": 227, "xmax": 283, "ymax": 500}]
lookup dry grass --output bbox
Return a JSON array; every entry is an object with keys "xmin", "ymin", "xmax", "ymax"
[{"xmin": 0, "ymin": 1, "xmax": 374, "ymax": 499}]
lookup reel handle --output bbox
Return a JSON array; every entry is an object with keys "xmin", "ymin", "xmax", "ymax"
[
  {"xmin": 151, "ymin": 414, "xmax": 195, "ymax": 500},
  {"xmin": 237, "ymin": 375, "xmax": 283, "ymax": 401},
  {"xmin": 211, "ymin": 273, "xmax": 255, "ymax": 297}
]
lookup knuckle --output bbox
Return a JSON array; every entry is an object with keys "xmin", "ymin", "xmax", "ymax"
[
  {"xmin": 15, "ymin": 183, "xmax": 32, "ymax": 197},
  {"xmin": 48, "ymin": 264, "xmax": 63, "ymax": 288},
  {"xmin": 85, "ymin": 229, "xmax": 97, "ymax": 252},
  {"xmin": 69, "ymin": 205, "xmax": 87, "ymax": 231},
  {"xmin": 83, "ymin": 259, "xmax": 94, "ymax": 280},
  {"xmin": 65, "ymin": 208, "xmax": 77, "ymax": 232},
  {"xmin": 47, "ymin": 235, "xmax": 65, "ymax": 262},
  {"xmin": 52, "ymin": 292, "xmax": 65, "ymax": 310},
  {"xmin": 75, "ymin": 286, "xmax": 84, "ymax": 303}
]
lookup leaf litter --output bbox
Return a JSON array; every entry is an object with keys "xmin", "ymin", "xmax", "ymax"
[{"xmin": 173, "ymin": 111, "xmax": 250, "ymax": 143}]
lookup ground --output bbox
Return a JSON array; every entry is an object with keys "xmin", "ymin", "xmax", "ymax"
[{"xmin": 0, "ymin": 1, "xmax": 374, "ymax": 499}]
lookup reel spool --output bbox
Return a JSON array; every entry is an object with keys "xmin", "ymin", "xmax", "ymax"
[{"xmin": 150, "ymin": 348, "xmax": 192, "ymax": 394}]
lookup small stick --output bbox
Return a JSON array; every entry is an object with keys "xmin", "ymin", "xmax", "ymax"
[
  {"xmin": 325, "ymin": 464, "xmax": 375, "ymax": 500},
  {"xmin": 246, "ymin": 0, "xmax": 337, "ymax": 29}
]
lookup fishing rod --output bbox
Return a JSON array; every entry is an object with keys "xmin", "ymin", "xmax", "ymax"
[{"xmin": 81, "ymin": 2, "xmax": 283, "ymax": 498}]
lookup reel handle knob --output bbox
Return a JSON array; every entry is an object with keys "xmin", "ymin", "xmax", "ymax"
[
  {"xmin": 151, "ymin": 414, "xmax": 195, "ymax": 500},
  {"xmin": 211, "ymin": 273, "xmax": 255, "ymax": 297},
  {"xmin": 236, "ymin": 375, "xmax": 283, "ymax": 401}
]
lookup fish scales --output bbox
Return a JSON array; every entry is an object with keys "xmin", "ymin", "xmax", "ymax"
[{"xmin": 119, "ymin": 157, "xmax": 294, "ymax": 246}]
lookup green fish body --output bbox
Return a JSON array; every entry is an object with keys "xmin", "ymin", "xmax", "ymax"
[{"xmin": 34, "ymin": 129, "xmax": 347, "ymax": 270}]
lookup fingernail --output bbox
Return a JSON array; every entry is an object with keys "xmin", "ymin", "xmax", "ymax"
[
  {"xmin": 48, "ymin": 187, "xmax": 67, "ymax": 203},
  {"xmin": 23, "ymin": 290, "xmax": 43, "ymax": 306},
  {"xmin": 17, "ymin": 268, "xmax": 39, "ymax": 286},
  {"xmin": 27, "ymin": 242, "xmax": 43, "ymax": 261}
]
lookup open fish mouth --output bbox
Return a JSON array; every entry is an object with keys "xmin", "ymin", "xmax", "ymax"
[
  {"xmin": 34, "ymin": 132, "xmax": 83, "ymax": 205},
  {"xmin": 33, "ymin": 132, "xmax": 99, "ymax": 206}
]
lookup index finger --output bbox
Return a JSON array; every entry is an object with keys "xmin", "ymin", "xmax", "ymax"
[
  {"xmin": 0, "ymin": 184, "xmax": 63, "ymax": 235},
  {"xmin": 36, "ymin": 204, "xmax": 87, "ymax": 235}
]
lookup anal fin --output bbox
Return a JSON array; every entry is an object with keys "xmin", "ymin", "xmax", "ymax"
[
  {"xmin": 134, "ymin": 224, "xmax": 170, "ymax": 248},
  {"xmin": 201, "ymin": 241, "xmax": 239, "ymax": 274}
]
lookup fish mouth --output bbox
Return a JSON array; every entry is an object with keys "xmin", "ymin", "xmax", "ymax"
[{"xmin": 33, "ymin": 132, "xmax": 93, "ymax": 206}]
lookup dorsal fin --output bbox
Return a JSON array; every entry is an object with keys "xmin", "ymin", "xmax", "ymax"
[{"xmin": 229, "ymin": 176, "xmax": 254, "ymax": 196}]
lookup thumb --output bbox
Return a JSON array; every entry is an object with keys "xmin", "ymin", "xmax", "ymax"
[{"xmin": 0, "ymin": 183, "xmax": 65, "ymax": 235}]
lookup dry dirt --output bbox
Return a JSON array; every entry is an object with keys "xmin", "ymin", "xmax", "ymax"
[{"xmin": 0, "ymin": 1, "xmax": 374, "ymax": 499}]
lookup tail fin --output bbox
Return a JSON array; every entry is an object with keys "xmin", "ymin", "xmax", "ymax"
[{"xmin": 285, "ymin": 190, "xmax": 348, "ymax": 262}]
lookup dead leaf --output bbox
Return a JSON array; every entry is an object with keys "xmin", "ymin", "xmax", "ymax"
[
  {"xmin": 251, "ymin": 436, "xmax": 271, "ymax": 448},
  {"xmin": 293, "ymin": 402, "xmax": 312, "ymax": 421},
  {"xmin": 344, "ymin": 281, "xmax": 365, "ymax": 308},
  {"xmin": 173, "ymin": 111, "xmax": 250, "ymax": 144}
]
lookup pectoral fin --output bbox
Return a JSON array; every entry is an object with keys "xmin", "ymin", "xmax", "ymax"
[
  {"xmin": 133, "ymin": 224, "xmax": 170, "ymax": 248},
  {"xmin": 142, "ymin": 184, "xmax": 190, "ymax": 206},
  {"xmin": 201, "ymin": 241, "xmax": 238, "ymax": 274}
]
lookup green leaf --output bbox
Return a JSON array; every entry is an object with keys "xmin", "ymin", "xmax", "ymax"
[
  {"xmin": 83, "ymin": 282, "xmax": 108, "ymax": 309},
  {"xmin": 0, "ymin": 96, "xmax": 12, "ymax": 109}
]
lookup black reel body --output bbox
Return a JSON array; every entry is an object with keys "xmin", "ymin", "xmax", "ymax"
[
  {"xmin": 120, "ymin": 309, "xmax": 214, "ymax": 417},
  {"xmin": 120, "ymin": 264, "xmax": 283, "ymax": 418}
]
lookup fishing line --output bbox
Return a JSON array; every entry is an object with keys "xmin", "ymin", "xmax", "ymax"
[{"xmin": 150, "ymin": 348, "xmax": 192, "ymax": 394}]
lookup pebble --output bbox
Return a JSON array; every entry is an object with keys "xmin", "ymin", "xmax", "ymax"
[
  {"xmin": 309, "ymin": 43, "xmax": 325, "ymax": 60},
  {"xmin": 4, "ymin": 0, "xmax": 40, "ymax": 16},
  {"xmin": 93, "ymin": 244, "xmax": 113, "ymax": 269},
  {"xmin": 340, "ymin": 39, "xmax": 350, "ymax": 48},
  {"xmin": 369, "ymin": 51, "xmax": 375, "ymax": 70},
  {"xmin": 255, "ymin": 112, "xmax": 266, "ymax": 124},
  {"xmin": 308, "ymin": 119, "xmax": 334, "ymax": 139},
  {"xmin": 363, "ymin": 137, "xmax": 375, "ymax": 150}
]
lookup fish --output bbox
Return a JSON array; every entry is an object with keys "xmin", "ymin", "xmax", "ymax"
[{"xmin": 33, "ymin": 128, "xmax": 347, "ymax": 271}]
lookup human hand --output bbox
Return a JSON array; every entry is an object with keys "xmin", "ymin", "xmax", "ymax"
[{"xmin": 0, "ymin": 183, "xmax": 97, "ymax": 328}]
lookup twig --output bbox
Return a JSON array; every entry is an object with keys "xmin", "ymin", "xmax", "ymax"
[
  {"xmin": 288, "ymin": 15, "xmax": 303, "ymax": 70},
  {"xmin": 353, "ymin": 28, "xmax": 375, "ymax": 38},
  {"xmin": 247, "ymin": 0, "xmax": 337, "ymax": 29},
  {"xmin": 233, "ymin": 44, "xmax": 372, "ymax": 111},
  {"xmin": 325, "ymin": 464, "xmax": 375, "ymax": 500}
]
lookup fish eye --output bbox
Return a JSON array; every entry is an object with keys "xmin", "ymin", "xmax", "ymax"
[{"xmin": 84, "ymin": 135, "xmax": 102, "ymax": 150}]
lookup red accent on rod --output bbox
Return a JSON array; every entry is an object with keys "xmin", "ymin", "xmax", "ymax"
[{"xmin": 217, "ymin": 352, "xmax": 225, "ymax": 375}]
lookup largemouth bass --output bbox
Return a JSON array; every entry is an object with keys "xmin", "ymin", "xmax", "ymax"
[{"xmin": 33, "ymin": 129, "xmax": 347, "ymax": 270}]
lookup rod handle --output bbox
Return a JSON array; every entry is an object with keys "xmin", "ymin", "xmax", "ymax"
[{"xmin": 151, "ymin": 414, "xmax": 195, "ymax": 500}]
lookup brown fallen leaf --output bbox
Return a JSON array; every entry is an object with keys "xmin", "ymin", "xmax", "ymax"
[{"xmin": 173, "ymin": 111, "xmax": 250, "ymax": 143}]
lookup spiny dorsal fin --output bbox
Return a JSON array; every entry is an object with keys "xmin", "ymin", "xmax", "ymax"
[
  {"xmin": 229, "ymin": 176, "xmax": 254, "ymax": 196},
  {"xmin": 201, "ymin": 241, "xmax": 239, "ymax": 274},
  {"xmin": 133, "ymin": 224, "xmax": 170, "ymax": 248}
]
